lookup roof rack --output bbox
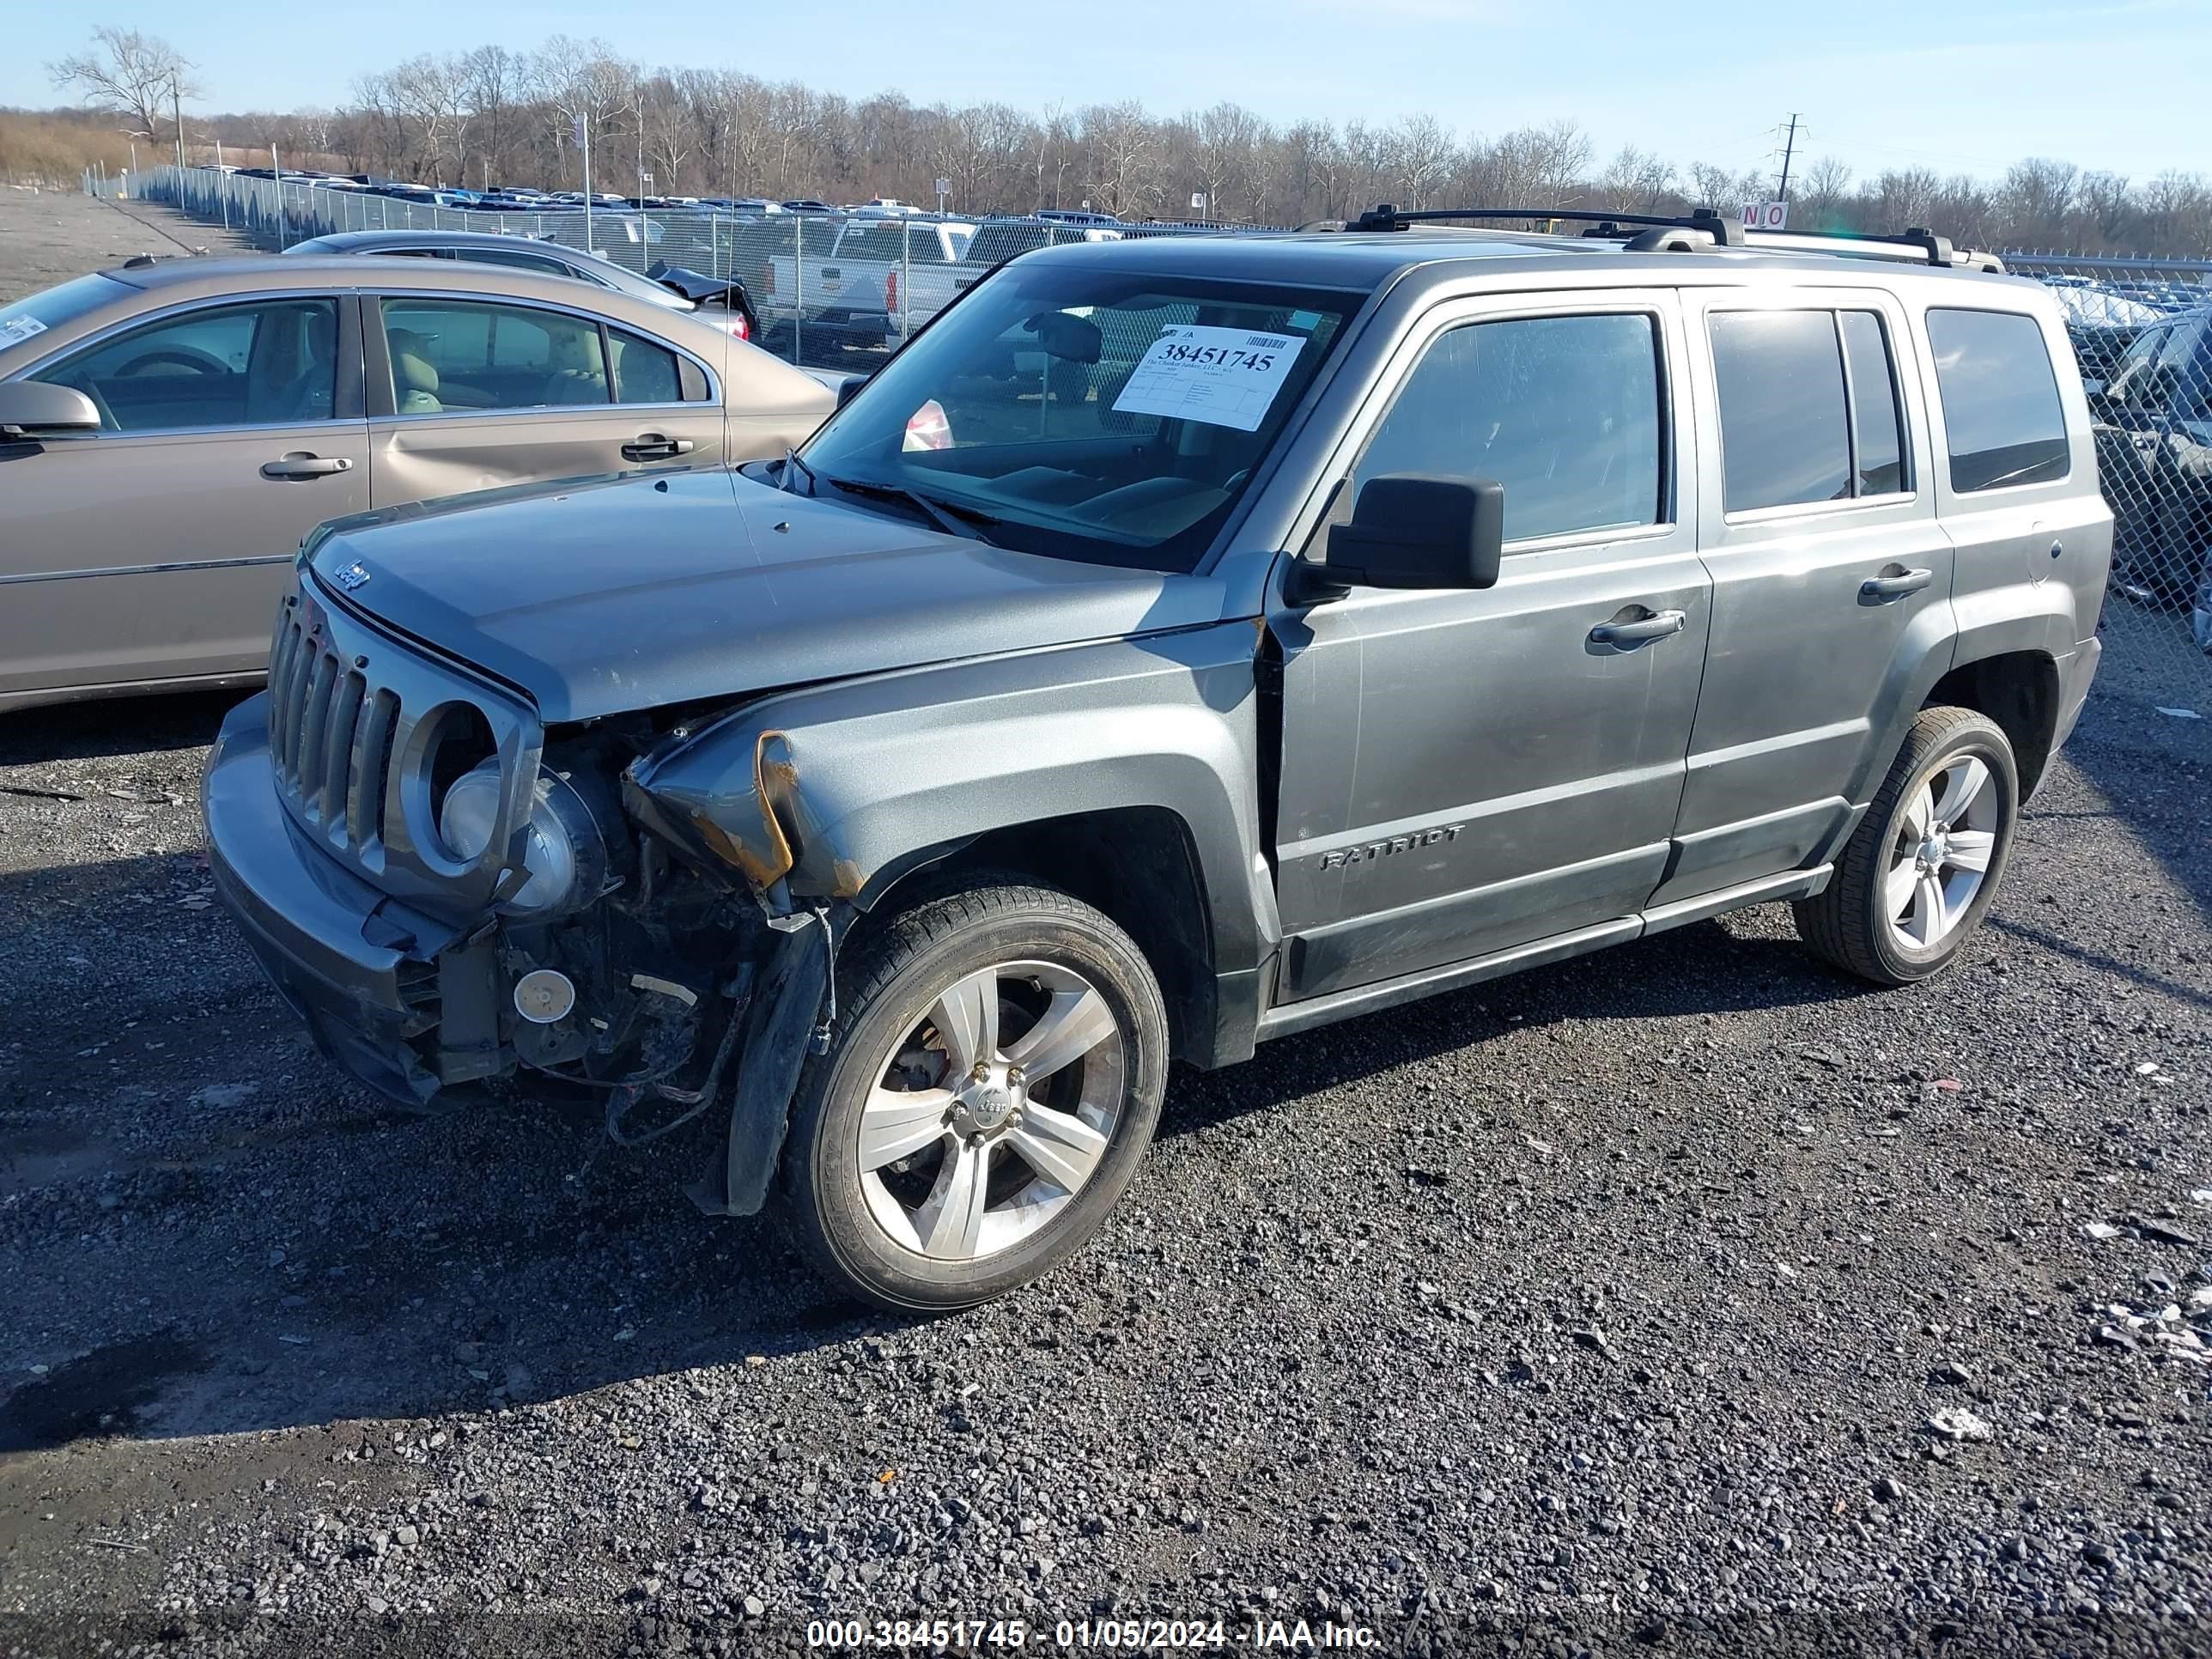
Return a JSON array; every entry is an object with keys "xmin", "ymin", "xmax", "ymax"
[{"xmin": 1341, "ymin": 204, "xmax": 2004, "ymax": 271}]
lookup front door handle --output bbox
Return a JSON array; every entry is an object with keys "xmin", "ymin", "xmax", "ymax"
[
  {"xmin": 260, "ymin": 453, "xmax": 353, "ymax": 480},
  {"xmin": 1861, "ymin": 566, "xmax": 1934, "ymax": 601},
  {"xmin": 1589, "ymin": 608, "xmax": 1686, "ymax": 647},
  {"xmin": 621, "ymin": 433, "xmax": 696, "ymax": 462}
]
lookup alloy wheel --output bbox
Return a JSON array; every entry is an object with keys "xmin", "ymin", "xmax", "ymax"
[
  {"xmin": 854, "ymin": 960, "xmax": 1125, "ymax": 1261},
  {"xmin": 1882, "ymin": 752, "xmax": 2001, "ymax": 951}
]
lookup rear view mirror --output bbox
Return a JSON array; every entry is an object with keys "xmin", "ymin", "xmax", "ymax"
[
  {"xmin": 1324, "ymin": 474, "xmax": 1504, "ymax": 591},
  {"xmin": 0, "ymin": 380, "xmax": 101, "ymax": 439},
  {"xmin": 1024, "ymin": 311, "xmax": 1103, "ymax": 365}
]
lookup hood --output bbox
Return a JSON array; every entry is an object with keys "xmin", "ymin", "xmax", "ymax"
[{"xmin": 305, "ymin": 469, "xmax": 1231, "ymax": 723}]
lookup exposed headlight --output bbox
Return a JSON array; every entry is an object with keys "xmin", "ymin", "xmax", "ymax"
[{"xmin": 439, "ymin": 760, "xmax": 605, "ymax": 919}]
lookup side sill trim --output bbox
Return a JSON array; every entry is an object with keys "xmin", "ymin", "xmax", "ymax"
[{"xmin": 1253, "ymin": 863, "xmax": 1833, "ymax": 1043}]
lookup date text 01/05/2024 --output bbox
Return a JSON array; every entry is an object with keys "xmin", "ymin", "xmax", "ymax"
[{"xmin": 803, "ymin": 1617, "xmax": 1381, "ymax": 1650}]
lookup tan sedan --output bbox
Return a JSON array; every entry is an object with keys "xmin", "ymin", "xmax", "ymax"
[{"xmin": 0, "ymin": 254, "xmax": 833, "ymax": 712}]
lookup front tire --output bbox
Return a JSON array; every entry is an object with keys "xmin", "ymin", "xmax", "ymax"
[
  {"xmin": 781, "ymin": 883, "xmax": 1168, "ymax": 1310},
  {"xmin": 1793, "ymin": 706, "xmax": 2021, "ymax": 986}
]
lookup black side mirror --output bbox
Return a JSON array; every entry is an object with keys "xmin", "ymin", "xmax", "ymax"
[
  {"xmin": 836, "ymin": 374, "xmax": 870, "ymax": 410},
  {"xmin": 1322, "ymin": 474, "xmax": 1504, "ymax": 591}
]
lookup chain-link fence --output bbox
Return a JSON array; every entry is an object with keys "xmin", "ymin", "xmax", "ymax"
[
  {"xmin": 115, "ymin": 166, "xmax": 1223, "ymax": 371},
  {"xmin": 80, "ymin": 170, "xmax": 2212, "ymax": 705},
  {"xmin": 2008, "ymin": 254, "xmax": 2212, "ymax": 708}
]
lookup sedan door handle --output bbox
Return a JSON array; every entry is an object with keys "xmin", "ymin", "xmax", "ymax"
[
  {"xmin": 1589, "ymin": 608, "xmax": 1686, "ymax": 647},
  {"xmin": 1860, "ymin": 566, "xmax": 1934, "ymax": 601},
  {"xmin": 260, "ymin": 453, "xmax": 353, "ymax": 480},
  {"xmin": 621, "ymin": 433, "xmax": 696, "ymax": 462}
]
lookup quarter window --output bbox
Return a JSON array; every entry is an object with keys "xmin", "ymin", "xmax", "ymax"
[
  {"xmin": 1925, "ymin": 308, "xmax": 2069, "ymax": 492},
  {"xmin": 1839, "ymin": 311, "xmax": 1906, "ymax": 495},
  {"xmin": 1353, "ymin": 313, "xmax": 1665, "ymax": 544},
  {"xmin": 379, "ymin": 297, "xmax": 611, "ymax": 416},
  {"xmin": 31, "ymin": 298, "xmax": 340, "ymax": 432}
]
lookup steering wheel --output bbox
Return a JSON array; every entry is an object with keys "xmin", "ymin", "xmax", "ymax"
[
  {"xmin": 112, "ymin": 345, "xmax": 231, "ymax": 378},
  {"xmin": 52, "ymin": 374, "xmax": 118, "ymax": 430}
]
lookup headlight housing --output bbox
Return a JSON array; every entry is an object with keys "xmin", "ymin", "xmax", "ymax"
[{"xmin": 439, "ymin": 759, "xmax": 608, "ymax": 919}]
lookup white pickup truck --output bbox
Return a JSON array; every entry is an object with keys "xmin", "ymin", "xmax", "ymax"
[{"xmin": 753, "ymin": 217, "xmax": 978, "ymax": 353}]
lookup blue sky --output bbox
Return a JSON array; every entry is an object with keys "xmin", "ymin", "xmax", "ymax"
[{"xmin": 9, "ymin": 0, "xmax": 2208, "ymax": 185}]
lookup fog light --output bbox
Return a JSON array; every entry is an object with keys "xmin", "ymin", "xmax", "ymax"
[{"xmin": 514, "ymin": 968, "xmax": 576, "ymax": 1024}]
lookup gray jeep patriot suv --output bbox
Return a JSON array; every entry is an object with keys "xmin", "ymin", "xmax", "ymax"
[{"xmin": 206, "ymin": 207, "xmax": 2112, "ymax": 1310}]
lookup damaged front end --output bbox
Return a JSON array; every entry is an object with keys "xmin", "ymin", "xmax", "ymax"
[{"xmin": 206, "ymin": 576, "xmax": 851, "ymax": 1219}]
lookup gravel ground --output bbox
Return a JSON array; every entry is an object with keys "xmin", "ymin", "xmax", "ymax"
[
  {"xmin": 0, "ymin": 188, "xmax": 254, "ymax": 305},
  {"xmin": 3, "ymin": 197, "xmax": 2212, "ymax": 1658}
]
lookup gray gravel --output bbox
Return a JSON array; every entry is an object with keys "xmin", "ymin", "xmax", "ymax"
[{"xmin": 3, "ymin": 197, "xmax": 2212, "ymax": 1656}]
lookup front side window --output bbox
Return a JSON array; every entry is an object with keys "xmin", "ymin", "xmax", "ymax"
[
  {"xmin": 31, "ymin": 297, "xmax": 339, "ymax": 432},
  {"xmin": 2104, "ymin": 324, "xmax": 2172, "ymax": 413},
  {"xmin": 1710, "ymin": 310, "xmax": 1852, "ymax": 511},
  {"xmin": 1925, "ymin": 307, "xmax": 2070, "ymax": 492},
  {"xmin": 379, "ymin": 297, "xmax": 610, "ymax": 416},
  {"xmin": 797, "ymin": 264, "xmax": 1358, "ymax": 573},
  {"xmin": 2156, "ymin": 317, "xmax": 2212, "ymax": 422},
  {"xmin": 1353, "ymin": 313, "xmax": 1664, "ymax": 544}
]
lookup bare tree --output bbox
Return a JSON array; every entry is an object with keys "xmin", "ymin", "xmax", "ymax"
[
  {"xmin": 464, "ymin": 46, "xmax": 523, "ymax": 187},
  {"xmin": 1600, "ymin": 145, "xmax": 1676, "ymax": 212},
  {"xmin": 48, "ymin": 27, "xmax": 198, "ymax": 149},
  {"xmin": 1391, "ymin": 113, "xmax": 1456, "ymax": 211},
  {"xmin": 1798, "ymin": 155, "xmax": 1853, "ymax": 224}
]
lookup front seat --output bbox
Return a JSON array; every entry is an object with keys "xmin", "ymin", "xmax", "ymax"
[
  {"xmin": 259, "ymin": 307, "xmax": 337, "ymax": 423},
  {"xmin": 386, "ymin": 328, "xmax": 443, "ymax": 416}
]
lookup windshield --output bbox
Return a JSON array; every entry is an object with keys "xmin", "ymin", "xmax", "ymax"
[
  {"xmin": 798, "ymin": 262, "xmax": 1358, "ymax": 571},
  {"xmin": 0, "ymin": 273, "xmax": 128, "ymax": 351}
]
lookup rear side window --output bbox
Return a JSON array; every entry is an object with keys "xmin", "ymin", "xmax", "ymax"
[
  {"xmin": 609, "ymin": 328, "xmax": 682, "ymax": 404},
  {"xmin": 1925, "ymin": 308, "xmax": 2069, "ymax": 492},
  {"xmin": 1354, "ymin": 312, "xmax": 1664, "ymax": 544},
  {"xmin": 1710, "ymin": 311, "xmax": 1851, "ymax": 511}
]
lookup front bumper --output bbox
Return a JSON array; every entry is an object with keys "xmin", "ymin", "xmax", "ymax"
[{"xmin": 205, "ymin": 694, "xmax": 469, "ymax": 1103}]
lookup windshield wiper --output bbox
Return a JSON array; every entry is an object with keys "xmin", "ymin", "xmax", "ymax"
[
  {"xmin": 781, "ymin": 447, "xmax": 818, "ymax": 495},
  {"xmin": 822, "ymin": 474, "xmax": 1002, "ymax": 546}
]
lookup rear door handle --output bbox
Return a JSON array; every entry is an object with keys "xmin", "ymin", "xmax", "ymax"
[
  {"xmin": 1589, "ymin": 609, "xmax": 1686, "ymax": 646},
  {"xmin": 260, "ymin": 453, "xmax": 353, "ymax": 480},
  {"xmin": 621, "ymin": 434, "xmax": 696, "ymax": 462},
  {"xmin": 1860, "ymin": 567, "xmax": 1934, "ymax": 601}
]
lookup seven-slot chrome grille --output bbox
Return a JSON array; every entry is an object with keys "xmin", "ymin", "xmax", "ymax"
[
  {"xmin": 267, "ymin": 605, "xmax": 401, "ymax": 855},
  {"xmin": 264, "ymin": 568, "xmax": 543, "ymax": 918}
]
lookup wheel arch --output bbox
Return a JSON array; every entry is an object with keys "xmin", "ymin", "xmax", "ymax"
[
  {"xmin": 861, "ymin": 806, "xmax": 1219, "ymax": 1067},
  {"xmin": 1923, "ymin": 647, "xmax": 2063, "ymax": 800},
  {"xmin": 629, "ymin": 630, "xmax": 1275, "ymax": 1065}
]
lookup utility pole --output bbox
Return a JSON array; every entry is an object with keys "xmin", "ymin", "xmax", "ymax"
[
  {"xmin": 172, "ymin": 72, "xmax": 185, "ymax": 171},
  {"xmin": 1776, "ymin": 112, "xmax": 1801, "ymax": 203}
]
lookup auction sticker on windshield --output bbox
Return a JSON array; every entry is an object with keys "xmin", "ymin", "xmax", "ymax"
[{"xmin": 1112, "ymin": 325, "xmax": 1305, "ymax": 431}]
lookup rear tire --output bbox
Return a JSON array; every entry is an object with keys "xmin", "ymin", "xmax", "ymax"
[
  {"xmin": 1793, "ymin": 707, "xmax": 2020, "ymax": 986},
  {"xmin": 781, "ymin": 883, "xmax": 1168, "ymax": 1311}
]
